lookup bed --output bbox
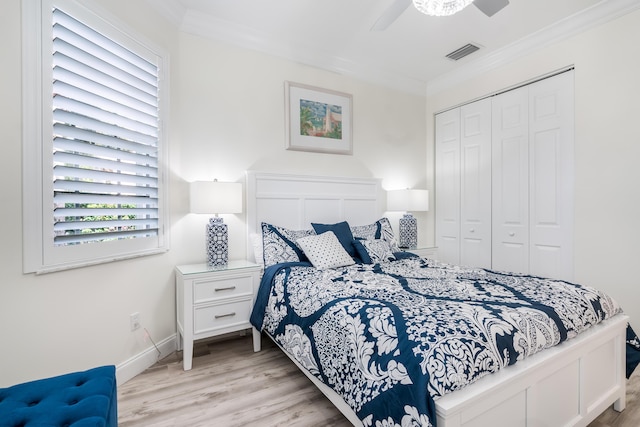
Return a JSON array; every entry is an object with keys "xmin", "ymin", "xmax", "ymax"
[{"xmin": 246, "ymin": 171, "xmax": 636, "ymax": 427}]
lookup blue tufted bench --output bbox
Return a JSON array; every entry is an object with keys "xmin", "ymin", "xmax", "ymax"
[{"xmin": 0, "ymin": 365, "xmax": 117, "ymax": 427}]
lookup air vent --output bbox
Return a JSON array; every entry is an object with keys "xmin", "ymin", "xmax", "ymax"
[{"xmin": 445, "ymin": 43, "xmax": 480, "ymax": 61}]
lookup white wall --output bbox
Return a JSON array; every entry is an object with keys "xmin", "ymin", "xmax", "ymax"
[
  {"xmin": 0, "ymin": 0, "xmax": 179, "ymax": 387},
  {"xmin": 173, "ymin": 32, "xmax": 428, "ymax": 265},
  {"xmin": 0, "ymin": 0, "xmax": 426, "ymax": 386},
  {"xmin": 426, "ymin": 10, "xmax": 640, "ymax": 330}
]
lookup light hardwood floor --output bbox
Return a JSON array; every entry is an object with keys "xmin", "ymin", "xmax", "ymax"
[{"xmin": 118, "ymin": 332, "xmax": 640, "ymax": 426}]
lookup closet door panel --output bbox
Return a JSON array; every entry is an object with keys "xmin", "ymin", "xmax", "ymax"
[
  {"xmin": 529, "ymin": 72, "xmax": 574, "ymax": 280},
  {"xmin": 460, "ymin": 99, "xmax": 492, "ymax": 268},
  {"xmin": 530, "ymin": 131, "xmax": 563, "ymax": 278},
  {"xmin": 492, "ymin": 87, "xmax": 529, "ymax": 274},
  {"xmin": 435, "ymin": 109, "xmax": 461, "ymax": 265}
]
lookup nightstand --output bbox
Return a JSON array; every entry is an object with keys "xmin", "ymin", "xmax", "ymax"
[
  {"xmin": 175, "ymin": 260, "xmax": 262, "ymax": 370},
  {"xmin": 403, "ymin": 246, "xmax": 438, "ymax": 259}
]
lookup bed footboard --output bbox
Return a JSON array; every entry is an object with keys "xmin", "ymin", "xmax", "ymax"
[
  {"xmin": 435, "ymin": 314, "xmax": 628, "ymax": 427},
  {"xmin": 261, "ymin": 314, "xmax": 628, "ymax": 427}
]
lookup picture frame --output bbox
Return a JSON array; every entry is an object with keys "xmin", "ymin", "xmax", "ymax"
[{"xmin": 285, "ymin": 81, "xmax": 353, "ymax": 155}]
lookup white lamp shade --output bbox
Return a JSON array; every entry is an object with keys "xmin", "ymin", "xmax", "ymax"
[
  {"xmin": 190, "ymin": 181, "xmax": 242, "ymax": 214},
  {"xmin": 387, "ymin": 189, "xmax": 429, "ymax": 212}
]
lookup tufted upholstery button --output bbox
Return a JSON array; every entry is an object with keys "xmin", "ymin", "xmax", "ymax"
[{"xmin": 0, "ymin": 365, "xmax": 117, "ymax": 427}]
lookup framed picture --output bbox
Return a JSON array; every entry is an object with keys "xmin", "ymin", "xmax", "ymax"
[{"xmin": 285, "ymin": 81, "xmax": 353, "ymax": 155}]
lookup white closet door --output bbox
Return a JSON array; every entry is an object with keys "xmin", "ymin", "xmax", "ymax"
[
  {"xmin": 435, "ymin": 108, "xmax": 461, "ymax": 265},
  {"xmin": 460, "ymin": 99, "xmax": 492, "ymax": 268},
  {"xmin": 438, "ymin": 71, "xmax": 574, "ymax": 277},
  {"xmin": 492, "ymin": 86, "xmax": 530, "ymax": 274},
  {"xmin": 528, "ymin": 72, "xmax": 574, "ymax": 280}
]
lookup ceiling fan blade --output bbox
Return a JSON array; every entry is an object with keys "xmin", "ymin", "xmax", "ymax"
[
  {"xmin": 473, "ymin": 0, "xmax": 509, "ymax": 17},
  {"xmin": 371, "ymin": 0, "xmax": 412, "ymax": 31}
]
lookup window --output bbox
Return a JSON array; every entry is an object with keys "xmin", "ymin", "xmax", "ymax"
[{"xmin": 23, "ymin": 0, "xmax": 169, "ymax": 273}]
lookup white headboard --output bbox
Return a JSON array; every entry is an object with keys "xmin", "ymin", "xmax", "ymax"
[{"xmin": 246, "ymin": 171, "xmax": 384, "ymax": 262}]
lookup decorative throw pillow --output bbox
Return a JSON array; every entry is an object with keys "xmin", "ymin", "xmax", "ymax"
[
  {"xmin": 352, "ymin": 239, "xmax": 373, "ymax": 264},
  {"xmin": 350, "ymin": 218, "xmax": 400, "ymax": 253},
  {"xmin": 354, "ymin": 239, "xmax": 397, "ymax": 264},
  {"xmin": 311, "ymin": 221, "xmax": 357, "ymax": 258},
  {"xmin": 261, "ymin": 222, "xmax": 315, "ymax": 267},
  {"xmin": 297, "ymin": 231, "xmax": 355, "ymax": 270}
]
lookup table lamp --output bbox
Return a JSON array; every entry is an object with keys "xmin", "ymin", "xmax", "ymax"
[
  {"xmin": 190, "ymin": 180, "xmax": 242, "ymax": 266},
  {"xmin": 387, "ymin": 188, "xmax": 429, "ymax": 249}
]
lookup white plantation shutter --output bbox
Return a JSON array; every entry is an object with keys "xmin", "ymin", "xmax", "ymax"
[
  {"xmin": 52, "ymin": 7, "xmax": 159, "ymax": 246},
  {"xmin": 23, "ymin": 0, "xmax": 168, "ymax": 273}
]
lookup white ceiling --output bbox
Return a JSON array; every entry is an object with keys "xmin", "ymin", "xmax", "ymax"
[{"xmin": 149, "ymin": 0, "xmax": 639, "ymax": 95}]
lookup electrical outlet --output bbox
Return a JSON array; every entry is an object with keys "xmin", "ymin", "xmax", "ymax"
[{"xmin": 130, "ymin": 312, "xmax": 141, "ymax": 331}]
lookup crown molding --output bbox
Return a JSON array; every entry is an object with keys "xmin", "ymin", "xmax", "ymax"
[
  {"xmin": 179, "ymin": 8, "xmax": 427, "ymax": 96},
  {"xmin": 145, "ymin": 0, "xmax": 186, "ymax": 28},
  {"xmin": 147, "ymin": 0, "xmax": 638, "ymax": 97},
  {"xmin": 426, "ymin": 0, "xmax": 640, "ymax": 96}
]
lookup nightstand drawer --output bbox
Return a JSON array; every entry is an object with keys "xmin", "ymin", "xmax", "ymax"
[
  {"xmin": 193, "ymin": 275, "xmax": 253, "ymax": 303},
  {"xmin": 194, "ymin": 299, "xmax": 252, "ymax": 334}
]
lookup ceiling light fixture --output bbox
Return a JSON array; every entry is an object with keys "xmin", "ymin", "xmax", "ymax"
[{"xmin": 412, "ymin": 0, "xmax": 474, "ymax": 16}]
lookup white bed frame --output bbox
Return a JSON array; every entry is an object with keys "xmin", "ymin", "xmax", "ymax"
[{"xmin": 246, "ymin": 171, "xmax": 628, "ymax": 427}]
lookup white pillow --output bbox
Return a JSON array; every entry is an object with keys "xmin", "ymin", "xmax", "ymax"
[
  {"xmin": 297, "ymin": 231, "xmax": 355, "ymax": 270},
  {"xmin": 250, "ymin": 232, "xmax": 264, "ymax": 265}
]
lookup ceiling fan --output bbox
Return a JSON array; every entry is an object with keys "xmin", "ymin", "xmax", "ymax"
[{"xmin": 371, "ymin": 0, "xmax": 509, "ymax": 31}]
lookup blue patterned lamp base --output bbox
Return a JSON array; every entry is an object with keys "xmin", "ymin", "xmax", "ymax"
[
  {"xmin": 206, "ymin": 217, "xmax": 229, "ymax": 266},
  {"xmin": 398, "ymin": 213, "xmax": 417, "ymax": 249}
]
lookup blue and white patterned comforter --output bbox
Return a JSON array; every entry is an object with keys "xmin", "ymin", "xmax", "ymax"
[{"xmin": 250, "ymin": 255, "xmax": 623, "ymax": 427}]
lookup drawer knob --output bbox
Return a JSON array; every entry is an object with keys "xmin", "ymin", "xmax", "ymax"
[
  {"xmin": 215, "ymin": 312, "xmax": 236, "ymax": 319},
  {"xmin": 509, "ymin": 232, "xmax": 515, "ymax": 237},
  {"xmin": 214, "ymin": 286, "xmax": 236, "ymax": 292}
]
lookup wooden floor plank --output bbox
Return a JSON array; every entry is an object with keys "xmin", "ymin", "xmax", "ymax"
[{"xmin": 118, "ymin": 332, "xmax": 640, "ymax": 426}]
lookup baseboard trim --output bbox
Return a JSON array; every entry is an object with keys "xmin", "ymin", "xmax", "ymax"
[{"xmin": 115, "ymin": 333, "xmax": 177, "ymax": 385}]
